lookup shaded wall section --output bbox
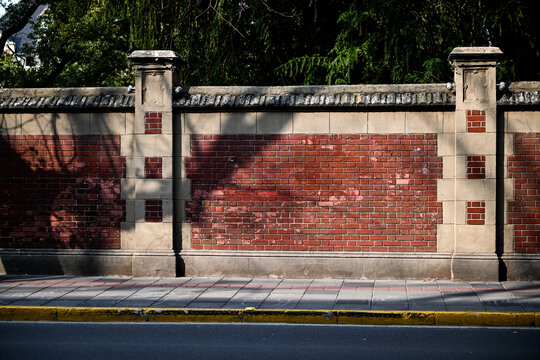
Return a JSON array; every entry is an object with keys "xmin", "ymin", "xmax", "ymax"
[
  {"xmin": 0, "ymin": 134, "xmax": 125, "ymax": 249},
  {"xmin": 186, "ymin": 134, "xmax": 442, "ymax": 252}
]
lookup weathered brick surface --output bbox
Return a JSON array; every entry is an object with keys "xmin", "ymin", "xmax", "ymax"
[
  {"xmin": 0, "ymin": 135, "xmax": 125, "ymax": 249},
  {"xmin": 145, "ymin": 157, "xmax": 162, "ymax": 179},
  {"xmin": 508, "ymin": 133, "xmax": 540, "ymax": 253},
  {"xmin": 186, "ymin": 134, "xmax": 442, "ymax": 252},
  {"xmin": 467, "ymin": 110, "xmax": 486, "ymax": 133},
  {"xmin": 467, "ymin": 155, "xmax": 486, "ymax": 179},
  {"xmin": 145, "ymin": 200, "xmax": 163, "ymax": 222},
  {"xmin": 467, "ymin": 201, "xmax": 486, "ymax": 225},
  {"xmin": 145, "ymin": 112, "xmax": 162, "ymax": 134}
]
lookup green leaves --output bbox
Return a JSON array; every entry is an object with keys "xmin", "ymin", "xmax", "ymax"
[{"xmin": 1, "ymin": 0, "xmax": 538, "ymax": 87}]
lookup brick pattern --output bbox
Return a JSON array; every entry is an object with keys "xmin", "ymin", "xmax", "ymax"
[
  {"xmin": 467, "ymin": 155, "xmax": 486, "ymax": 179},
  {"xmin": 0, "ymin": 135, "xmax": 126, "ymax": 249},
  {"xmin": 145, "ymin": 200, "xmax": 163, "ymax": 222},
  {"xmin": 186, "ymin": 134, "xmax": 442, "ymax": 252},
  {"xmin": 467, "ymin": 110, "xmax": 486, "ymax": 133},
  {"xmin": 467, "ymin": 202, "xmax": 486, "ymax": 225},
  {"xmin": 145, "ymin": 112, "xmax": 162, "ymax": 134},
  {"xmin": 508, "ymin": 133, "xmax": 540, "ymax": 253},
  {"xmin": 145, "ymin": 157, "xmax": 162, "ymax": 179}
]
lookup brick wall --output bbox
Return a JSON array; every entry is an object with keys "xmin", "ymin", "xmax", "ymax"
[
  {"xmin": 508, "ymin": 133, "xmax": 540, "ymax": 253},
  {"xmin": 0, "ymin": 135, "xmax": 126, "ymax": 249},
  {"xmin": 186, "ymin": 134, "xmax": 442, "ymax": 252}
]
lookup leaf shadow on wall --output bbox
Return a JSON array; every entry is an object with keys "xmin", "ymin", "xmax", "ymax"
[{"xmin": 0, "ymin": 112, "xmax": 126, "ymax": 275}]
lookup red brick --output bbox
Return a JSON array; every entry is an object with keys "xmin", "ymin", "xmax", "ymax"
[
  {"xmin": 0, "ymin": 135, "xmax": 126, "ymax": 249},
  {"xmin": 186, "ymin": 134, "xmax": 442, "ymax": 252},
  {"xmin": 145, "ymin": 112, "xmax": 162, "ymax": 134},
  {"xmin": 508, "ymin": 133, "xmax": 540, "ymax": 253}
]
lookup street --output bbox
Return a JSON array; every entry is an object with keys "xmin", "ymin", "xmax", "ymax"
[{"xmin": 1, "ymin": 321, "xmax": 539, "ymax": 359}]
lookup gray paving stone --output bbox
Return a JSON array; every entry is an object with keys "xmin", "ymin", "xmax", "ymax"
[{"xmin": 258, "ymin": 293, "xmax": 303, "ymax": 309}]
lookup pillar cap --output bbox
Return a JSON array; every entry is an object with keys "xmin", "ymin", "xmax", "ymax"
[
  {"xmin": 128, "ymin": 50, "xmax": 185, "ymax": 66},
  {"xmin": 448, "ymin": 47, "xmax": 503, "ymax": 63}
]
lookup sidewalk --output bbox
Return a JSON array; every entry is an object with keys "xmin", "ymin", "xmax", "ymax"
[{"xmin": 1, "ymin": 275, "xmax": 539, "ymax": 326}]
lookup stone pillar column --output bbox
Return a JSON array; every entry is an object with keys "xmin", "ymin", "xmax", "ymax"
[
  {"xmin": 121, "ymin": 50, "xmax": 183, "ymax": 276},
  {"xmin": 444, "ymin": 47, "xmax": 503, "ymax": 280}
]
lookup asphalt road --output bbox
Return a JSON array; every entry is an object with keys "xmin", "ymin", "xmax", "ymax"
[{"xmin": 1, "ymin": 321, "xmax": 539, "ymax": 360}]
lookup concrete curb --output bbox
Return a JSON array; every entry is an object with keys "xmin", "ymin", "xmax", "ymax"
[{"xmin": 1, "ymin": 306, "xmax": 539, "ymax": 327}]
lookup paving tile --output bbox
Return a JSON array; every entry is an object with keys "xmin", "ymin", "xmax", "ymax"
[
  {"xmin": 258, "ymin": 292, "xmax": 304, "ymax": 309},
  {"xmin": 223, "ymin": 290, "xmax": 271, "ymax": 309}
]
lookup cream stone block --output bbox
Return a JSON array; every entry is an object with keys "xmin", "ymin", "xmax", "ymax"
[
  {"xmin": 437, "ymin": 179, "xmax": 454, "ymax": 201},
  {"xmin": 367, "ymin": 112, "xmax": 405, "ymax": 133},
  {"xmin": 185, "ymin": 113, "xmax": 220, "ymax": 134},
  {"xmin": 135, "ymin": 222, "xmax": 173, "ymax": 250},
  {"xmin": 442, "ymin": 201, "xmax": 455, "ymax": 224},
  {"xmin": 121, "ymin": 135, "xmax": 135, "ymax": 157},
  {"xmin": 162, "ymin": 156, "xmax": 173, "ymax": 179},
  {"xmin": 329, "ymin": 112, "xmax": 367, "ymax": 133},
  {"xmin": 161, "ymin": 111, "xmax": 173, "ymax": 135},
  {"xmin": 0, "ymin": 113, "xmax": 21, "ymax": 135},
  {"xmin": 504, "ymin": 179, "xmax": 514, "ymax": 200},
  {"xmin": 505, "ymin": 134, "xmax": 514, "ymax": 156},
  {"xmin": 134, "ymin": 111, "xmax": 146, "ymax": 134},
  {"xmin": 507, "ymin": 111, "xmax": 540, "ymax": 133},
  {"xmin": 455, "ymin": 156, "xmax": 467, "ymax": 179},
  {"xmin": 486, "ymin": 155, "xmax": 496, "ymax": 179},
  {"xmin": 120, "ymin": 178, "xmax": 136, "ymax": 199},
  {"xmin": 21, "ymin": 113, "xmax": 90, "ymax": 135},
  {"xmin": 504, "ymin": 225, "xmax": 514, "ymax": 253},
  {"xmin": 485, "ymin": 201, "xmax": 496, "ymax": 225},
  {"xmin": 443, "ymin": 111, "xmax": 455, "ymax": 133},
  {"xmin": 125, "ymin": 199, "xmax": 136, "ymax": 222},
  {"xmin": 181, "ymin": 134, "xmax": 191, "ymax": 157},
  {"xmin": 221, "ymin": 112, "xmax": 256, "ymax": 134},
  {"xmin": 455, "ymin": 133, "xmax": 496, "ymax": 155},
  {"xmin": 134, "ymin": 157, "xmax": 146, "ymax": 178},
  {"xmin": 405, "ymin": 112, "xmax": 443, "ymax": 133},
  {"xmin": 89, "ymin": 113, "xmax": 126, "ymax": 134},
  {"xmin": 454, "ymin": 179, "xmax": 496, "ymax": 201},
  {"xmin": 125, "ymin": 112, "xmax": 135, "ymax": 135},
  {"xmin": 121, "ymin": 135, "xmax": 172, "ymax": 157},
  {"xmin": 293, "ymin": 112, "xmax": 330, "ymax": 133},
  {"xmin": 454, "ymin": 108, "xmax": 467, "ymax": 133},
  {"xmin": 455, "ymin": 225, "xmax": 496, "ymax": 253},
  {"xmin": 256, "ymin": 112, "xmax": 293, "ymax": 134},
  {"xmin": 437, "ymin": 224, "xmax": 454, "ymax": 253},
  {"xmin": 163, "ymin": 199, "xmax": 174, "ymax": 223},
  {"xmin": 135, "ymin": 199, "xmax": 146, "ymax": 223},
  {"xmin": 438, "ymin": 133, "xmax": 455, "ymax": 156},
  {"xmin": 442, "ymin": 156, "xmax": 455, "ymax": 179},
  {"xmin": 134, "ymin": 179, "xmax": 173, "ymax": 199},
  {"xmin": 485, "ymin": 107, "xmax": 497, "ymax": 133},
  {"xmin": 182, "ymin": 223, "xmax": 192, "ymax": 250},
  {"xmin": 120, "ymin": 222, "xmax": 136, "ymax": 250}
]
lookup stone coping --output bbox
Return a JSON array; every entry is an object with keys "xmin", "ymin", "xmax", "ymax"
[{"xmin": 0, "ymin": 82, "xmax": 538, "ymax": 111}]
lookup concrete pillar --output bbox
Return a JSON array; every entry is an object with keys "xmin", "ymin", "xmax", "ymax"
[
  {"xmin": 122, "ymin": 50, "xmax": 184, "ymax": 276},
  {"xmin": 446, "ymin": 47, "xmax": 503, "ymax": 280}
]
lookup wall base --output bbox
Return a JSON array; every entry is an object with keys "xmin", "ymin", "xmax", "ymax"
[
  {"xmin": 450, "ymin": 253, "xmax": 499, "ymax": 281},
  {"xmin": 502, "ymin": 253, "xmax": 540, "ymax": 280},
  {"xmin": 0, "ymin": 249, "xmax": 176, "ymax": 277},
  {"xmin": 180, "ymin": 250, "xmax": 452, "ymax": 280}
]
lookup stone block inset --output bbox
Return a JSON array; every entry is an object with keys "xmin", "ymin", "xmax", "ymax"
[
  {"xmin": 145, "ymin": 112, "xmax": 162, "ymax": 134},
  {"xmin": 145, "ymin": 157, "xmax": 162, "ymax": 179},
  {"xmin": 467, "ymin": 110, "xmax": 486, "ymax": 133},
  {"xmin": 145, "ymin": 200, "xmax": 163, "ymax": 222},
  {"xmin": 467, "ymin": 155, "xmax": 486, "ymax": 179},
  {"xmin": 467, "ymin": 201, "xmax": 485, "ymax": 225}
]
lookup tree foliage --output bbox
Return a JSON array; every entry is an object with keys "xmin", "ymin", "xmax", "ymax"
[{"xmin": 1, "ymin": 0, "xmax": 539, "ymax": 88}]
